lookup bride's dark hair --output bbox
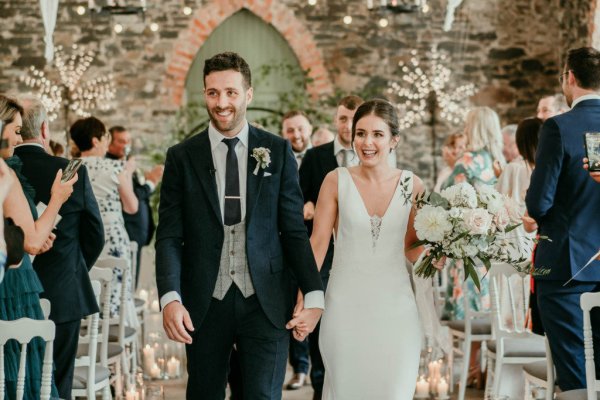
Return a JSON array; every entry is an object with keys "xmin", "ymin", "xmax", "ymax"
[{"xmin": 351, "ymin": 99, "xmax": 400, "ymax": 143}]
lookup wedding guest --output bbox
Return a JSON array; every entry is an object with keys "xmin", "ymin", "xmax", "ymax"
[
  {"xmin": 433, "ymin": 132, "xmax": 466, "ymax": 192},
  {"xmin": 281, "ymin": 110, "xmax": 313, "ymax": 390},
  {"xmin": 442, "ymin": 106, "xmax": 505, "ymax": 388},
  {"xmin": 526, "ymin": 47, "xmax": 600, "ymax": 391},
  {"xmin": 106, "ymin": 126, "xmax": 163, "ymax": 287},
  {"xmin": 49, "ymin": 140, "xmax": 65, "ymax": 157},
  {"xmin": 311, "ymin": 126, "xmax": 334, "ymax": 147},
  {"xmin": 0, "ymin": 94, "xmax": 77, "ymax": 400},
  {"xmin": 496, "ymin": 118, "xmax": 543, "ymax": 335},
  {"xmin": 493, "ymin": 125, "xmax": 517, "ymax": 178},
  {"xmin": 71, "ymin": 116, "xmax": 139, "ymax": 326},
  {"xmin": 17, "ymin": 95, "xmax": 104, "ymax": 399},
  {"xmin": 536, "ymin": 93, "xmax": 569, "ymax": 121}
]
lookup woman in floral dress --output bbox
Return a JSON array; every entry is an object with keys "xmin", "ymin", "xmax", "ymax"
[
  {"xmin": 70, "ymin": 116, "xmax": 139, "ymax": 326},
  {"xmin": 441, "ymin": 106, "xmax": 505, "ymax": 387}
]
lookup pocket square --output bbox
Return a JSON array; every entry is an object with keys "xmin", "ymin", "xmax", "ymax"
[{"xmin": 264, "ymin": 172, "xmax": 272, "ymax": 177}]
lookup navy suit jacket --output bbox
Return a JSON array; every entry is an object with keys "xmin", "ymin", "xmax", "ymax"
[
  {"xmin": 526, "ymin": 98, "xmax": 600, "ymax": 282},
  {"xmin": 14, "ymin": 145, "xmax": 104, "ymax": 323},
  {"xmin": 298, "ymin": 141, "xmax": 337, "ymax": 281},
  {"xmin": 155, "ymin": 126, "xmax": 323, "ymax": 329}
]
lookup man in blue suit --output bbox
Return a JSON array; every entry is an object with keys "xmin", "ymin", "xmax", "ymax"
[
  {"xmin": 156, "ymin": 52, "xmax": 324, "ymax": 399},
  {"xmin": 526, "ymin": 46, "xmax": 600, "ymax": 391}
]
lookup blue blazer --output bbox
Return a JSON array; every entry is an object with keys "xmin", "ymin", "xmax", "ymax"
[
  {"xmin": 526, "ymin": 98, "xmax": 600, "ymax": 282},
  {"xmin": 155, "ymin": 126, "xmax": 323, "ymax": 329}
]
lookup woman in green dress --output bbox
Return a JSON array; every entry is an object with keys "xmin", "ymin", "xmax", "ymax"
[
  {"xmin": 0, "ymin": 94, "xmax": 77, "ymax": 400},
  {"xmin": 441, "ymin": 106, "xmax": 505, "ymax": 387}
]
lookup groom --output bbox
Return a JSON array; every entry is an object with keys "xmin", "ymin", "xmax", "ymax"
[{"xmin": 156, "ymin": 52, "xmax": 324, "ymax": 399}]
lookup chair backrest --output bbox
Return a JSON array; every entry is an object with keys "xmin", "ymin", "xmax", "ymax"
[
  {"xmin": 94, "ymin": 257, "xmax": 130, "ymax": 344},
  {"xmin": 580, "ymin": 292, "xmax": 600, "ymax": 399},
  {"xmin": 0, "ymin": 318, "xmax": 56, "ymax": 400},
  {"xmin": 489, "ymin": 263, "xmax": 531, "ymax": 339},
  {"xmin": 460, "ymin": 261, "xmax": 492, "ymax": 322},
  {"xmin": 39, "ymin": 299, "xmax": 51, "ymax": 320},
  {"xmin": 89, "ymin": 266, "xmax": 113, "ymax": 366},
  {"xmin": 129, "ymin": 241, "xmax": 138, "ymax": 288},
  {"xmin": 74, "ymin": 281, "xmax": 101, "ymax": 397}
]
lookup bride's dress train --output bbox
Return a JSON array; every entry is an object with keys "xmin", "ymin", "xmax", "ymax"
[{"xmin": 319, "ymin": 167, "xmax": 422, "ymax": 400}]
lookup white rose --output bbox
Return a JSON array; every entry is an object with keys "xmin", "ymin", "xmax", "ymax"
[
  {"xmin": 464, "ymin": 208, "xmax": 492, "ymax": 235},
  {"xmin": 486, "ymin": 197, "xmax": 504, "ymax": 214},
  {"xmin": 494, "ymin": 206, "xmax": 511, "ymax": 231},
  {"xmin": 414, "ymin": 205, "xmax": 453, "ymax": 242}
]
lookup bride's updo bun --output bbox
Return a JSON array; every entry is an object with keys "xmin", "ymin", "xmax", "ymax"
[{"xmin": 351, "ymin": 98, "xmax": 400, "ymax": 142}]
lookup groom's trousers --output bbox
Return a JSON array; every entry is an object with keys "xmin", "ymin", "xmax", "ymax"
[
  {"xmin": 185, "ymin": 286, "xmax": 289, "ymax": 400},
  {"xmin": 537, "ymin": 280, "xmax": 600, "ymax": 391}
]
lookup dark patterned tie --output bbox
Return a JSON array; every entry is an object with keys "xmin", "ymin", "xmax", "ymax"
[{"xmin": 222, "ymin": 138, "xmax": 241, "ymax": 226}]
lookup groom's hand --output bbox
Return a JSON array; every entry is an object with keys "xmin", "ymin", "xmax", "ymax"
[
  {"xmin": 286, "ymin": 308, "xmax": 322, "ymax": 342},
  {"xmin": 163, "ymin": 301, "xmax": 194, "ymax": 344}
]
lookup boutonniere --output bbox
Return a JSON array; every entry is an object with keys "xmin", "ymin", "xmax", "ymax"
[{"xmin": 251, "ymin": 147, "xmax": 271, "ymax": 175}]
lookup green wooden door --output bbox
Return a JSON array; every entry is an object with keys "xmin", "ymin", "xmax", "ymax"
[{"xmin": 184, "ymin": 9, "xmax": 303, "ymax": 133}]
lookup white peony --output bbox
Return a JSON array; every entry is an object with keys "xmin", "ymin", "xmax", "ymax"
[
  {"xmin": 414, "ymin": 205, "xmax": 453, "ymax": 242},
  {"xmin": 441, "ymin": 183, "xmax": 478, "ymax": 208},
  {"xmin": 463, "ymin": 208, "xmax": 493, "ymax": 235}
]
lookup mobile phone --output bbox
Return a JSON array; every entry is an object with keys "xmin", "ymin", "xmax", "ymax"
[
  {"xmin": 584, "ymin": 132, "xmax": 600, "ymax": 172},
  {"xmin": 61, "ymin": 158, "xmax": 83, "ymax": 183}
]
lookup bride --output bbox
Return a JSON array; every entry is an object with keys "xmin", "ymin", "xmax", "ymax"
[{"xmin": 303, "ymin": 99, "xmax": 428, "ymax": 399}]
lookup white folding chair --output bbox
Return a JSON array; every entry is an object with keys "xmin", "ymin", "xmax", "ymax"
[
  {"xmin": 95, "ymin": 257, "xmax": 139, "ymax": 393},
  {"xmin": 72, "ymin": 280, "xmax": 111, "ymax": 399},
  {"xmin": 485, "ymin": 263, "xmax": 546, "ymax": 399},
  {"xmin": 0, "ymin": 318, "xmax": 56, "ymax": 400},
  {"xmin": 523, "ymin": 336, "xmax": 555, "ymax": 400},
  {"xmin": 39, "ymin": 299, "xmax": 51, "ymax": 320},
  {"xmin": 447, "ymin": 269, "xmax": 493, "ymax": 400},
  {"xmin": 555, "ymin": 291, "xmax": 600, "ymax": 400}
]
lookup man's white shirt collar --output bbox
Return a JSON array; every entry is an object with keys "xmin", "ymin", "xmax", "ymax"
[
  {"xmin": 333, "ymin": 136, "xmax": 352, "ymax": 155},
  {"xmin": 571, "ymin": 94, "xmax": 600, "ymax": 108},
  {"xmin": 208, "ymin": 121, "xmax": 249, "ymax": 150},
  {"xmin": 14, "ymin": 143, "xmax": 45, "ymax": 150}
]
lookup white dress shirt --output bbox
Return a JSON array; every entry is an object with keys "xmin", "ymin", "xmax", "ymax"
[
  {"xmin": 571, "ymin": 93, "xmax": 600, "ymax": 109},
  {"xmin": 161, "ymin": 121, "xmax": 324, "ymax": 310}
]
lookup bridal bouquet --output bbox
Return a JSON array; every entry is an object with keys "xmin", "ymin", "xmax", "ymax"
[{"xmin": 411, "ymin": 182, "xmax": 534, "ymax": 290}]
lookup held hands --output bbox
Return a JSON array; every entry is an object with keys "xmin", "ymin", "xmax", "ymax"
[
  {"xmin": 162, "ymin": 301, "xmax": 195, "ymax": 344},
  {"xmin": 37, "ymin": 232, "xmax": 56, "ymax": 254},
  {"xmin": 583, "ymin": 157, "xmax": 600, "ymax": 183},
  {"xmin": 286, "ymin": 290, "xmax": 322, "ymax": 341},
  {"xmin": 50, "ymin": 169, "xmax": 77, "ymax": 204}
]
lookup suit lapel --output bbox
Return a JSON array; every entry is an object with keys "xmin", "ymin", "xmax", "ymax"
[
  {"xmin": 186, "ymin": 131, "xmax": 222, "ymax": 223},
  {"xmin": 246, "ymin": 126, "xmax": 271, "ymax": 226}
]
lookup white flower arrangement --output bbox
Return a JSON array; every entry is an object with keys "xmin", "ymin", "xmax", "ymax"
[
  {"xmin": 251, "ymin": 147, "xmax": 271, "ymax": 175},
  {"xmin": 412, "ymin": 182, "xmax": 546, "ymax": 289}
]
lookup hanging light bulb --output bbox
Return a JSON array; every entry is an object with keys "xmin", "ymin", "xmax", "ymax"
[
  {"xmin": 150, "ymin": 22, "xmax": 159, "ymax": 32},
  {"xmin": 183, "ymin": 6, "xmax": 192, "ymax": 15},
  {"xmin": 114, "ymin": 23, "xmax": 123, "ymax": 33},
  {"xmin": 378, "ymin": 17, "xmax": 389, "ymax": 27},
  {"xmin": 76, "ymin": 5, "xmax": 86, "ymax": 15},
  {"xmin": 308, "ymin": 0, "xmax": 317, "ymax": 5},
  {"xmin": 343, "ymin": 15, "xmax": 353, "ymax": 25}
]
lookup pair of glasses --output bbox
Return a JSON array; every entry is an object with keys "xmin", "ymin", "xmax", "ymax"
[{"xmin": 558, "ymin": 71, "xmax": 570, "ymax": 84}]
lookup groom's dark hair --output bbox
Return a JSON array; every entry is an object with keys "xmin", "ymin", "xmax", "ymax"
[
  {"xmin": 203, "ymin": 52, "xmax": 252, "ymax": 90},
  {"xmin": 566, "ymin": 47, "xmax": 600, "ymax": 90}
]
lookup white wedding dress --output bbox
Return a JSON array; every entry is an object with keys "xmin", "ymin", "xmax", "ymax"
[{"xmin": 319, "ymin": 167, "xmax": 422, "ymax": 400}]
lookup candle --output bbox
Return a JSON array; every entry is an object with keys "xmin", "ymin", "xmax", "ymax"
[
  {"xmin": 150, "ymin": 363, "xmax": 161, "ymax": 379},
  {"xmin": 151, "ymin": 300, "xmax": 160, "ymax": 313},
  {"xmin": 167, "ymin": 356, "xmax": 180, "ymax": 378},
  {"xmin": 415, "ymin": 376, "xmax": 429, "ymax": 397},
  {"xmin": 138, "ymin": 289, "xmax": 148, "ymax": 303},
  {"xmin": 143, "ymin": 345, "xmax": 155, "ymax": 374},
  {"xmin": 437, "ymin": 377, "xmax": 449, "ymax": 397}
]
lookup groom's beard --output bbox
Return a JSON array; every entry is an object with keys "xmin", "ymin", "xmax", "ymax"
[{"xmin": 207, "ymin": 102, "xmax": 247, "ymax": 134}]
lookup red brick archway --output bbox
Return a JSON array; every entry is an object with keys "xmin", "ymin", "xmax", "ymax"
[{"xmin": 163, "ymin": 0, "xmax": 333, "ymax": 106}]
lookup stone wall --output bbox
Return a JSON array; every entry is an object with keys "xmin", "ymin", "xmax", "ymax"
[{"xmin": 0, "ymin": 0, "xmax": 596, "ymax": 184}]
